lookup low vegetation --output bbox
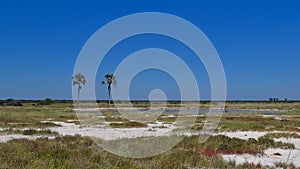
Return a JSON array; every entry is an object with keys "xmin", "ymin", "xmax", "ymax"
[
  {"xmin": 0, "ymin": 134, "xmax": 296, "ymax": 169},
  {"xmin": 0, "ymin": 102, "xmax": 300, "ymax": 168},
  {"xmin": 263, "ymin": 132, "xmax": 300, "ymax": 139},
  {"xmin": 0, "ymin": 128, "xmax": 59, "ymax": 136},
  {"xmin": 0, "ymin": 103, "xmax": 76, "ymax": 128},
  {"xmin": 109, "ymin": 121, "xmax": 147, "ymax": 128},
  {"xmin": 217, "ymin": 114, "xmax": 300, "ymax": 132},
  {"xmin": 178, "ymin": 135, "xmax": 294, "ymax": 156}
]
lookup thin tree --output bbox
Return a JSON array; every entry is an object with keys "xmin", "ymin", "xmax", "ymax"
[
  {"xmin": 102, "ymin": 74, "xmax": 116, "ymax": 105},
  {"xmin": 72, "ymin": 73, "xmax": 86, "ymax": 104}
]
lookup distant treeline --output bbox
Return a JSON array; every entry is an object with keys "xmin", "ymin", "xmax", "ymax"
[
  {"xmin": 0, "ymin": 99, "xmax": 299, "ymax": 106},
  {"xmin": 0, "ymin": 99, "xmax": 72, "ymax": 104},
  {"xmin": 0, "ymin": 98, "xmax": 73, "ymax": 106}
]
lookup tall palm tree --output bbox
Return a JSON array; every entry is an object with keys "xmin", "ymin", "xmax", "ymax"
[
  {"xmin": 102, "ymin": 74, "xmax": 116, "ymax": 105},
  {"xmin": 72, "ymin": 73, "xmax": 86, "ymax": 104}
]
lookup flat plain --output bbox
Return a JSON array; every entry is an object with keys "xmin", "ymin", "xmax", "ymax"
[{"xmin": 0, "ymin": 101, "xmax": 300, "ymax": 168}]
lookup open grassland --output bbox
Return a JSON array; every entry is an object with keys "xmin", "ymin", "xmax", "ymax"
[
  {"xmin": 0, "ymin": 102, "xmax": 300, "ymax": 168},
  {"xmin": 0, "ymin": 135, "xmax": 297, "ymax": 169},
  {"xmin": 0, "ymin": 103, "xmax": 76, "ymax": 128},
  {"xmin": 2, "ymin": 102, "xmax": 300, "ymax": 131}
]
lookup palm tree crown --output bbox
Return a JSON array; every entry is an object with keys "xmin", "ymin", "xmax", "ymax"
[
  {"xmin": 102, "ymin": 74, "xmax": 116, "ymax": 105},
  {"xmin": 72, "ymin": 73, "xmax": 86, "ymax": 103}
]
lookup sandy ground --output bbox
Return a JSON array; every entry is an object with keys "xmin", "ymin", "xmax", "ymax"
[
  {"xmin": 46, "ymin": 121, "xmax": 178, "ymax": 140},
  {"xmin": 217, "ymin": 131, "xmax": 300, "ymax": 168},
  {"xmin": 215, "ymin": 131, "xmax": 300, "ymax": 167},
  {"xmin": 222, "ymin": 148, "xmax": 300, "ymax": 168},
  {"xmin": 0, "ymin": 134, "xmax": 55, "ymax": 142}
]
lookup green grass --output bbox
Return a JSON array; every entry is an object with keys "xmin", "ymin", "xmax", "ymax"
[
  {"xmin": 109, "ymin": 121, "xmax": 147, "ymax": 128},
  {"xmin": 152, "ymin": 126, "xmax": 168, "ymax": 129},
  {"xmin": 2, "ymin": 103, "xmax": 300, "ymax": 132},
  {"xmin": 156, "ymin": 116, "xmax": 177, "ymax": 124},
  {"xmin": 179, "ymin": 135, "xmax": 294, "ymax": 155},
  {"xmin": 1, "ymin": 103, "xmax": 300, "ymax": 132},
  {"xmin": 0, "ymin": 128, "xmax": 59, "ymax": 136},
  {"xmin": 0, "ymin": 121, "xmax": 61, "ymax": 128},
  {"xmin": 0, "ymin": 134, "xmax": 296, "ymax": 169},
  {"xmin": 22, "ymin": 129, "xmax": 59, "ymax": 136},
  {"xmin": 263, "ymin": 132, "xmax": 300, "ymax": 139},
  {"xmin": 104, "ymin": 116, "xmax": 129, "ymax": 122},
  {"xmin": 279, "ymin": 110, "xmax": 300, "ymax": 115},
  {"xmin": 0, "ymin": 104, "xmax": 76, "ymax": 128},
  {"xmin": 275, "ymin": 162, "xmax": 296, "ymax": 169},
  {"xmin": 218, "ymin": 114, "xmax": 300, "ymax": 132},
  {"xmin": 0, "ymin": 135, "xmax": 226, "ymax": 169}
]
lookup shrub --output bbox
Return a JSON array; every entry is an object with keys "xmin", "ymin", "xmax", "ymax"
[
  {"xmin": 6, "ymin": 100, "xmax": 23, "ymax": 106},
  {"xmin": 23, "ymin": 129, "xmax": 58, "ymax": 136},
  {"xmin": 23, "ymin": 129, "xmax": 38, "ymax": 135},
  {"xmin": 6, "ymin": 98, "xmax": 14, "ymax": 102},
  {"xmin": 39, "ymin": 98, "xmax": 53, "ymax": 105},
  {"xmin": 109, "ymin": 121, "xmax": 147, "ymax": 128},
  {"xmin": 258, "ymin": 137, "xmax": 295, "ymax": 149}
]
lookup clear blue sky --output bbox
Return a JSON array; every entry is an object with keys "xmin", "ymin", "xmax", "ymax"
[{"xmin": 0, "ymin": 0, "xmax": 299, "ymax": 100}]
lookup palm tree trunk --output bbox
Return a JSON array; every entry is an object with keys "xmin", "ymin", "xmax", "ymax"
[
  {"xmin": 108, "ymin": 84, "xmax": 111, "ymax": 105},
  {"xmin": 77, "ymin": 88, "xmax": 80, "ymax": 105}
]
